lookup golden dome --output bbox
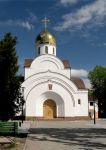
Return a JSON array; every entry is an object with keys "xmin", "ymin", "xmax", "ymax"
[{"xmin": 36, "ymin": 30, "xmax": 56, "ymax": 46}]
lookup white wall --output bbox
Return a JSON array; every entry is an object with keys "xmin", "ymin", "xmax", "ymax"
[
  {"xmin": 89, "ymin": 101, "xmax": 98, "ymax": 112},
  {"xmin": 25, "ymin": 55, "xmax": 71, "ymax": 79},
  {"xmin": 22, "ymin": 55, "xmax": 88, "ymax": 118},
  {"xmin": 25, "ymin": 81, "xmax": 75, "ymax": 117},
  {"xmin": 22, "ymin": 72, "xmax": 88, "ymax": 117},
  {"xmin": 74, "ymin": 92, "xmax": 88, "ymax": 116},
  {"xmin": 36, "ymin": 44, "xmax": 56, "ymax": 56}
]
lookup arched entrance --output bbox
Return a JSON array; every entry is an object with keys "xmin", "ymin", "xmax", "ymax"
[{"xmin": 43, "ymin": 99, "xmax": 56, "ymax": 119}]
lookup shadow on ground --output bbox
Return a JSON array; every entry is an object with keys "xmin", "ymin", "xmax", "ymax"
[{"xmin": 29, "ymin": 128, "xmax": 106, "ymax": 150}]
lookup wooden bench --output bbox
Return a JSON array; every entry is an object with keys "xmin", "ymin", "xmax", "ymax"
[
  {"xmin": 0, "ymin": 122, "xmax": 18, "ymax": 135},
  {"xmin": 0, "ymin": 122, "xmax": 18, "ymax": 145}
]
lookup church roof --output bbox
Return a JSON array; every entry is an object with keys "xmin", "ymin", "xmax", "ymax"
[
  {"xmin": 62, "ymin": 60, "xmax": 70, "ymax": 68},
  {"xmin": 24, "ymin": 59, "xmax": 86, "ymax": 90},
  {"xmin": 36, "ymin": 30, "xmax": 56, "ymax": 46},
  {"xmin": 24, "ymin": 59, "xmax": 33, "ymax": 67},
  {"xmin": 24, "ymin": 59, "xmax": 70, "ymax": 68},
  {"xmin": 70, "ymin": 77, "xmax": 86, "ymax": 89}
]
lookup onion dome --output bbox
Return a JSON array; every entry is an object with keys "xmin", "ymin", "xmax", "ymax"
[{"xmin": 36, "ymin": 30, "xmax": 56, "ymax": 46}]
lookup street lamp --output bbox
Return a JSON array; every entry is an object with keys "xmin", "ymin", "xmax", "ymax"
[
  {"xmin": 94, "ymin": 98, "xmax": 96, "ymax": 124},
  {"xmin": 21, "ymin": 87, "xmax": 25, "ymax": 123}
]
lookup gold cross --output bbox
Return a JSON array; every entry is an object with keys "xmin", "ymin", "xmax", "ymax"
[{"xmin": 42, "ymin": 17, "xmax": 50, "ymax": 30}]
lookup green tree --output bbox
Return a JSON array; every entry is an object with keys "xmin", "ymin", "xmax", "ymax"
[
  {"xmin": 0, "ymin": 33, "xmax": 23, "ymax": 121},
  {"xmin": 89, "ymin": 66, "xmax": 106, "ymax": 117}
]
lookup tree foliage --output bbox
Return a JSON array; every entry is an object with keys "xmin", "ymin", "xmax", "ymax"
[
  {"xmin": 0, "ymin": 33, "xmax": 23, "ymax": 121},
  {"xmin": 89, "ymin": 66, "xmax": 106, "ymax": 117}
]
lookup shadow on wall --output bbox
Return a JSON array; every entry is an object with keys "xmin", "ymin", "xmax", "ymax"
[{"xmin": 29, "ymin": 127, "xmax": 106, "ymax": 150}]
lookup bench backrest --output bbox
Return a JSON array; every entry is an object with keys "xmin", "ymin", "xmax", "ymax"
[{"xmin": 0, "ymin": 122, "xmax": 18, "ymax": 135}]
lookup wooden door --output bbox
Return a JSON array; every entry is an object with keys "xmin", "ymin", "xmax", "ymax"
[{"xmin": 43, "ymin": 99, "xmax": 56, "ymax": 119}]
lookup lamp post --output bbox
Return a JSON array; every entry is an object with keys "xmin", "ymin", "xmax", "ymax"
[
  {"xmin": 21, "ymin": 87, "xmax": 25, "ymax": 123},
  {"xmin": 94, "ymin": 99, "xmax": 96, "ymax": 124}
]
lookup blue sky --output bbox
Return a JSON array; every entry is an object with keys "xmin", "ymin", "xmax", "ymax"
[{"xmin": 0, "ymin": 0, "xmax": 106, "ymax": 88}]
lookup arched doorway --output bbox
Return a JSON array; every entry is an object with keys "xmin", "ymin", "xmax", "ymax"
[{"xmin": 43, "ymin": 99, "xmax": 56, "ymax": 119}]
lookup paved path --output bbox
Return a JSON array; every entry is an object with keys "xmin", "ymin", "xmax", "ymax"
[{"xmin": 23, "ymin": 119, "xmax": 106, "ymax": 150}]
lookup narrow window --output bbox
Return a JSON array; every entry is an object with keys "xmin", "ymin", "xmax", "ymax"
[
  {"xmin": 38, "ymin": 47, "xmax": 40, "ymax": 54},
  {"xmin": 45, "ymin": 46, "xmax": 48, "ymax": 54},
  {"xmin": 78, "ymin": 99, "xmax": 81, "ymax": 105},
  {"xmin": 53, "ymin": 47, "xmax": 55, "ymax": 54}
]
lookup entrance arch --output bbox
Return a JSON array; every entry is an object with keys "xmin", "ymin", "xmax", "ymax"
[{"xmin": 43, "ymin": 99, "xmax": 56, "ymax": 119}]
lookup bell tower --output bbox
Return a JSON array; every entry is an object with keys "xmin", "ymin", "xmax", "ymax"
[{"xmin": 35, "ymin": 17, "xmax": 56, "ymax": 56}]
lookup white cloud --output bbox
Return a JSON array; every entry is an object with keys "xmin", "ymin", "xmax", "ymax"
[
  {"xmin": 83, "ymin": 78, "xmax": 91, "ymax": 89},
  {"xmin": 27, "ymin": 10, "xmax": 37, "ymax": 23},
  {"xmin": 91, "ymin": 42, "xmax": 106, "ymax": 47},
  {"xmin": 103, "ymin": 42, "xmax": 106, "ymax": 46},
  {"xmin": 28, "ymin": 12, "xmax": 37, "ymax": 22},
  {"xmin": 54, "ymin": 0, "xmax": 106, "ymax": 31},
  {"xmin": 19, "ymin": 21, "xmax": 34, "ymax": 30},
  {"xmin": 60, "ymin": 0, "xmax": 78, "ymax": 6},
  {"xmin": 71, "ymin": 69, "xmax": 91, "ymax": 89},
  {"xmin": 0, "ymin": 19, "xmax": 34, "ymax": 30},
  {"xmin": 71, "ymin": 69, "xmax": 88, "ymax": 78}
]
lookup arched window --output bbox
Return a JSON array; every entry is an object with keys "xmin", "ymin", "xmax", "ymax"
[
  {"xmin": 78, "ymin": 99, "xmax": 81, "ymax": 105},
  {"xmin": 38, "ymin": 47, "xmax": 40, "ymax": 54},
  {"xmin": 45, "ymin": 46, "xmax": 48, "ymax": 54},
  {"xmin": 53, "ymin": 47, "xmax": 55, "ymax": 54}
]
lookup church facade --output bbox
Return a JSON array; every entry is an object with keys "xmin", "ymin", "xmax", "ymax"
[{"xmin": 22, "ymin": 22, "xmax": 88, "ymax": 120}]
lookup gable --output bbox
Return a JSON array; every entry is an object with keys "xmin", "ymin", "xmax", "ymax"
[{"xmin": 24, "ymin": 58, "xmax": 70, "ymax": 69}]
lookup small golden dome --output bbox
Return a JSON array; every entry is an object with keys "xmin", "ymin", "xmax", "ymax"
[{"xmin": 36, "ymin": 30, "xmax": 56, "ymax": 46}]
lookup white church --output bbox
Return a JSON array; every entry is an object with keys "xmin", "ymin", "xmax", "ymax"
[{"xmin": 22, "ymin": 18, "xmax": 88, "ymax": 120}]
